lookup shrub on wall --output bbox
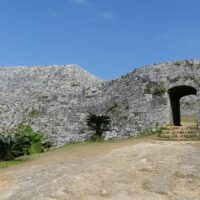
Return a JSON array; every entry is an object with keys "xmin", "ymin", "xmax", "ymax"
[
  {"xmin": 174, "ymin": 61, "xmax": 181, "ymax": 66},
  {"xmin": 146, "ymin": 81, "xmax": 166, "ymax": 96},
  {"xmin": 185, "ymin": 60, "xmax": 194, "ymax": 67}
]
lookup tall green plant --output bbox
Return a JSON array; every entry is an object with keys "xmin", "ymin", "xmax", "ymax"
[
  {"xmin": 0, "ymin": 134, "xmax": 30, "ymax": 161},
  {"xmin": 15, "ymin": 125, "xmax": 52, "ymax": 154},
  {"xmin": 86, "ymin": 114, "xmax": 111, "ymax": 139},
  {"xmin": 0, "ymin": 125, "xmax": 52, "ymax": 161}
]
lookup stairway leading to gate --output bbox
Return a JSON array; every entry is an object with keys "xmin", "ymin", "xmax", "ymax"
[{"xmin": 159, "ymin": 122, "xmax": 200, "ymax": 140}]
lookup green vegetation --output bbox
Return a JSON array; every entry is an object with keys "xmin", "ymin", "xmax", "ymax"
[
  {"xmin": 181, "ymin": 115, "xmax": 197, "ymax": 124},
  {"xmin": 193, "ymin": 135, "xmax": 200, "ymax": 141},
  {"xmin": 86, "ymin": 113, "xmax": 111, "ymax": 140},
  {"xmin": 174, "ymin": 61, "xmax": 181, "ymax": 66},
  {"xmin": 185, "ymin": 60, "xmax": 194, "ymax": 67},
  {"xmin": 0, "ymin": 159, "xmax": 26, "ymax": 168},
  {"xmin": 173, "ymin": 60, "xmax": 195, "ymax": 67},
  {"xmin": 0, "ymin": 133, "xmax": 30, "ymax": 161},
  {"xmin": 0, "ymin": 125, "xmax": 52, "ymax": 161},
  {"xmin": 146, "ymin": 81, "xmax": 166, "ymax": 95},
  {"xmin": 0, "ymin": 134, "xmax": 158, "ymax": 169},
  {"xmin": 155, "ymin": 127, "xmax": 167, "ymax": 137},
  {"xmin": 15, "ymin": 125, "xmax": 52, "ymax": 154}
]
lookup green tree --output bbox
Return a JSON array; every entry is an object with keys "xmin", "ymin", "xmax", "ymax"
[{"xmin": 86, "ymin": 114, "xmax": 111, "ymax": 139}]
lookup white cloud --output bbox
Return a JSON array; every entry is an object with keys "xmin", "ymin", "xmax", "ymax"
[{"xmin": 70, "ymin": 0, "xmax": 88, "ymax": 4}]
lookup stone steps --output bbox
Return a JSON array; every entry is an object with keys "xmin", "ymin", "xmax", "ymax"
[{"xmin": 165, "ymin": 126, "xmax": 197, "ymax": 130}]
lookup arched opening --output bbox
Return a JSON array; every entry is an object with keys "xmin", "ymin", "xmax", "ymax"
[{"xmin": 168, "ymin": 85, "xmax": 197, "ymax": 126}]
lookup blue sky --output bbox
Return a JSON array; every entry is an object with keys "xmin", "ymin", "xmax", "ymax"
[{"xmin": 0, "ymin": 0, "xmax": 200, "ymax": 79}]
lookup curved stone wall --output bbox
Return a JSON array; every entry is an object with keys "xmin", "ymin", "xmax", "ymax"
[
  {"xmin": 0, "ymin": 60, "xmax": 200, "ymax": 146},
  {"xmin": 85, "ymin": 60, "xmax": 200, "ymax": 140}
]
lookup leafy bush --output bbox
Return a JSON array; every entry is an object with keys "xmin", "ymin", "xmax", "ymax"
[
  {"xmin": 146, "ymin": 81, "xmax": 166, "ymax": 95},
  {"xmin": 0, "ymin": 134, "xmax": 30, "ymax": 161},
  {"xmin": 86, "ymin": 114, "xmax": 111, "ymax": 139},
  {"xmin": 0, "ymin": 125, "xmax": 53, "ymax": 161},
  {"xmin": 15, "ymin": 125, "xmax": 52, "ymax": 155}
]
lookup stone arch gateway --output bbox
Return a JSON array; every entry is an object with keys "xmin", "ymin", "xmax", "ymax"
[{"xmin": 168, "ymin": 85, "xmax": 197, "ymax": 126}]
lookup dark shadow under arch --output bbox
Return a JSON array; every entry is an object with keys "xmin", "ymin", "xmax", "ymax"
[{"xmin": 168, "ymin": 85, "xmax": 197, "ymax": 126}]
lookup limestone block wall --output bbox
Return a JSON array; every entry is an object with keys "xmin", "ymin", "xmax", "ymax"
[
  {"xmin": 85, "ymin": 60, "xmax": 200, "ymax": 139},
  {"xmin": 180, "ymin": 95, "xmax": 197, "ymax": 116},
  {"xmin": 0, "ymin": 65, "xmax": 102, "ymax": 145},
  {"xmin": 0, "ymin": 60, "xmax": 200, "ymax": 146}
]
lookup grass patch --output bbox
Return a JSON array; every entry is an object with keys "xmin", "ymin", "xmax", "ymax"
[
  {"xmin": 191, "ymin": 135, "xmax": 200, "ymax": 141},
  {"xmin": 0, "ymin": 159, "xmax": 26, "ymax": 169},
  {"xmin": 181, "ymin": 115, "xmax": 197, "ymax": 123},
  {"xmin": 0, "ymin": 134, "xmax": 157, "ymax": 169}
]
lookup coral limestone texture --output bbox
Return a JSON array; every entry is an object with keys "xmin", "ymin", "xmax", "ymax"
[{"xmin": 0, "ymin": 61, "xmax": 199, "ymax": 146}]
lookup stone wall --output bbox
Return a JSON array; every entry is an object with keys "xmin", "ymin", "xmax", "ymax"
[
  {"xmin": 0, "ymin": 60, "xmax": 200, "ymax": 146},
  {"xmin": 0, "ymin": 65, "xmax": 102, "ymax": 145},
  {"xmin": 180, "ymin": 95, "xmax": 197, "ymax": 116}
]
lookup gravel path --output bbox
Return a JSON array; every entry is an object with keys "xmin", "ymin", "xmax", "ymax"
[{"xmin": 0, "ymin": 141, "xmax": 200, "ymax": 200}]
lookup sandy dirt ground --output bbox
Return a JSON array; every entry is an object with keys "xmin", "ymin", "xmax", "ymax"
[{"xmin": 0, "ymin": 139, "xmax": 200, "ymax": 200}]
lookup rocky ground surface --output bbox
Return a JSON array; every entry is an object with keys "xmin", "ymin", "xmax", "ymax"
[{"xmin": 0, "ymin": 139, "xmax": 199, "ymax": 200}]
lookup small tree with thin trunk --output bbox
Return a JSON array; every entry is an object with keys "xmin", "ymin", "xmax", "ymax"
[{"xmin": 86, "ymin": 114, "xmax": 111, "ymax": 139}]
